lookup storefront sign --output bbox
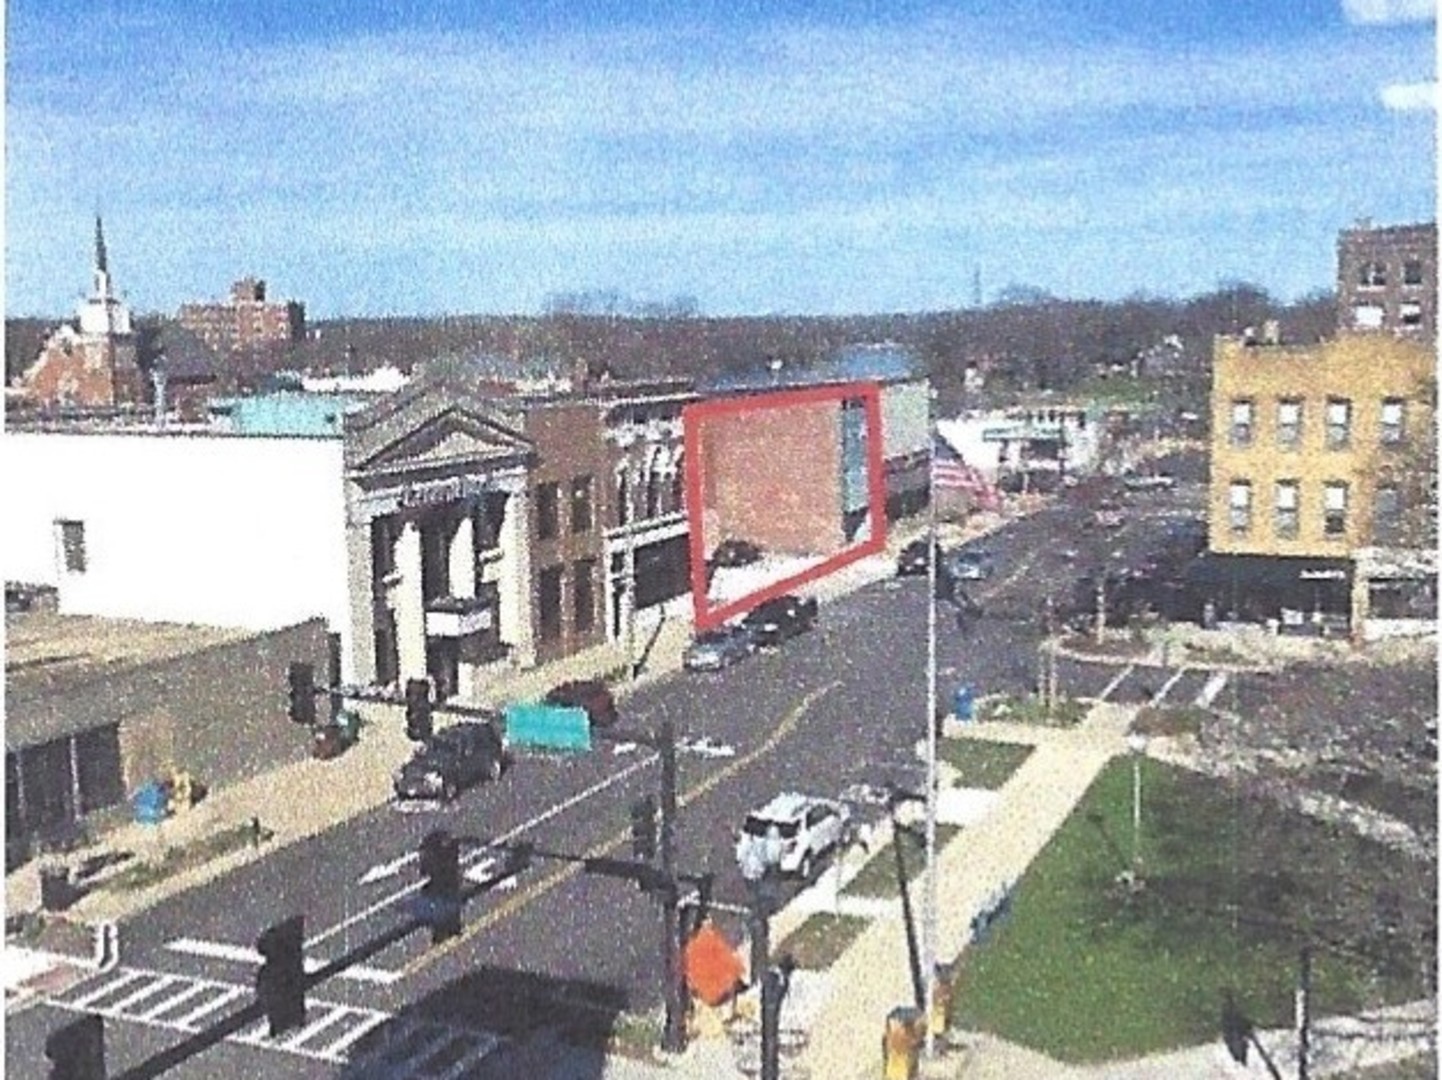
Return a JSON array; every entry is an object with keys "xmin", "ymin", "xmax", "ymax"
[{"xmin": 1299, "ymin": 569, "xmax": 1347, "ymax": 582}]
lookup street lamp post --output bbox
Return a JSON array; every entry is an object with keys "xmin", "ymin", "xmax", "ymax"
[{"xmin": 1127, "ymin": 730, "xmax": 1149, "ymax": 873}]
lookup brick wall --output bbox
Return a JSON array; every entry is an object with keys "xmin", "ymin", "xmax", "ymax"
[{"xmin": 701, "ymin": 400, "xmax": 842, "ymax": 555}]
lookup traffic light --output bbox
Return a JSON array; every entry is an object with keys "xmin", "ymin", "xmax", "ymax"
[
  {"xmin": 405, "ymin": 678, "xmax": 433, "ymax": 741},
  {"xmin": 287, "ymin": 663, "xmax": 316, "ymax": 726},
  {"xmin": 256, "ymin": 915, "xmax": 307, "ymax": 1036},
  {"xmin": 629, "ymin": 795, "xmax": 657, "ymax": 863},
  {"xmin": 419, "ymin": 829, "xmax": 461, "ymax": 944},
  {"xmin": 45, "ymin": 1013, "xmax": 105, "ymax": 1080},
  {"xmin": 1220, "ymin": 991, "xmax": 1252, "ymax": 1065}
]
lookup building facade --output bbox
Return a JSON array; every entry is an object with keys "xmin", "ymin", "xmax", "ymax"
[
  {"xmin": 19, "ymin": 218, "xmax": 147, "ymax": 410},
  {"xmin": 1336, "ymin": 221, "xmax": 1437, "ymax": 340},
  {"xmin": 1197, "ymin": 332, "xmax": 1435, "ymax": 637},
  {"xmin": 178, "ymin": 277, "xmax": 306, "ymax": 356}
]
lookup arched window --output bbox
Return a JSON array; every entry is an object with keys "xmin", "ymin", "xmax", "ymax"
[
  {"xmin": 670, "ymin": 451, "xmax": 685, "ymax": 513},
  {"xmin": 616, "ymin": 466, "xmax": 631, "ymax": 527}
]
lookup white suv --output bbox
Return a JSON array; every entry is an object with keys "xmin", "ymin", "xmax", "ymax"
[{"xmin": 735, "ymin": 793, "xmax": 851, "ymax": 880}]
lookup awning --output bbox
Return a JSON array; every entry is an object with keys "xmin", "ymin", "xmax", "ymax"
[{"xmin": 1184, "ymin": 553, "xmax": 1353, "ymax": 589}]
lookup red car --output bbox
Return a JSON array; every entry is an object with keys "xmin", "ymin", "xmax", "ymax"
[{"xmin": 544, "ymin": 679, "xmax": 619, "ymax": 728}]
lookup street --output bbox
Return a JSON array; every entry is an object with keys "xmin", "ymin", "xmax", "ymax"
[{"xmin": 10, "ymin": 469, "xmax": 1216, "ymax": 1078}]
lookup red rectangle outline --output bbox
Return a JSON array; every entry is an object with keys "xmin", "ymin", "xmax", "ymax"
[{"xmin": 683, "ymin": 380, "xmax": 888, "ymax": 632}]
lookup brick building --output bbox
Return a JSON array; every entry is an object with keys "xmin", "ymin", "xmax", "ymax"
[
  {"xmin": 177, "ymin": 277, "xmax": 306, "ymax": 356},
  {"xmin": 17, "ymin": 218, "xmax": 147, "ymax": 410},
  {"xmin": 1336, "ymin": 220, "xmax": 1437, "ymax": 340}
]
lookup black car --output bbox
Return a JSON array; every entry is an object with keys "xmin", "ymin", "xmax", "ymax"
[
  {"xmin": 709, "ymin": 538, "xmax": 764, "ymax": 569},
  {"xmin": 393, "ymin": 722, "xmax": 507, "ymax": 803},
  {"xmin": 544, "ymin": 679, "xmax": 619, "ymax": 727},
  {"xmin": 742, "ymin": 594, "xmax": 819, "ymax": 647},
  {"xmin": 896, "ymin": 538, "xmax": 942, "ymax": 577}
]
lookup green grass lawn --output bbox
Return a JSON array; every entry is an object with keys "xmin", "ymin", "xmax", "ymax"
[
  {"xmin": 777, "ymin": 913, "xmax": 873, "ymax": 970},
  {"xmin": 948, "ymin": 758, "xmax": 1434, "ymax": 1063},
  {"xmin": 843, "ymin": 823, "xmax": 963, "ymax": 899},
  {"xmin": 978, "ymin": 694, "xmax": 1088, "ymax": 727},
  {"xmin": 938, "ymin": 739, "xmax": 1034, "ymax": 789}
]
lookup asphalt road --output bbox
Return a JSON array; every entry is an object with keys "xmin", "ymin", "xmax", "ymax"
[{"xmin": 10, "ymin": 471, "xmax": 1211, "ymax": 1079}]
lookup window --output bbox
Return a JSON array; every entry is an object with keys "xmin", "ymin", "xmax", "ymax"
[
  {"xmin": 1229, "ymin": 400, "xmax": 1254, "ymax": 448},
  {"xmin": 536, "ymin": 482, "xmax": 560, "ymax": 541},
  {"xmin": 1325, "ymin": 399, "xmax": 1351, "ymax": 450},
  {"xmin": 1403, "ymin": 259, "xmax": 1424, "ymax": 286},
  {"xmin": 1373, "ymin": 485, "xmax": 1402, "ymax": 544},
  {"xmin": 1399, "ymin": 301, "xmax": 1423, "ymax": 327},
  {"xmin": 1380, "ymin": 399, "xmax": 1406, "ymax": 445},
  {"xmin": 538, "ymin": 565, "xmax": 564, "ymax": 641},
  {"xmin": 1276, "ymin": 399, "xmax": 1302, "ymax": 449},
  {"xmin": 74, "ymin": 725, "xmax": 124, "ymax": 815},
  {"xmin": 616, "ymin": 469, "xmax": 630, "ymax": 527},
  {"xmin": 671, "ymin": 454, "xmax": 685, "ymax": 513},
  {"xmin": 1358, "ymin": 260, "xmax": 1387, "ymax": 288},
  {"xmin": 573, "ymin": 559, "xmax": 596, "ymax": 632},
  {"xmin": 645, "ymin": 464, "xmax": 661, "ymax": 518},
  {"xmin": 570, "ymin": 475, "xmax": 593, "ymax": 534},
  {"xmin": 56, "ymin": 520, "xmax": 87, "ymax": 574},
  {"xmin": 1323, "ymin": 482, "xmax": 1349, "ymax": 537},
  {"xmin": 1274, "ymin": 480, "xmax": 1299, "ymax": 539},
  {"xmin": 1352, "ymin": 304, "xmax": 1385, "ymax": 330},
  {"xmin": 1228, "ymin": 481, "xmax": 1252, "ymax": 535}
]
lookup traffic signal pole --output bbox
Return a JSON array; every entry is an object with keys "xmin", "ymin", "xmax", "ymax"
[{"xmin": 658, "ymin": 715, "xmax": 686, "ymax": 1054}]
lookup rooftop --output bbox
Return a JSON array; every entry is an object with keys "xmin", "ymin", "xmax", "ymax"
[{"xmin": 5, "ymin": 613, "xmax": 255, "ymax": 720}]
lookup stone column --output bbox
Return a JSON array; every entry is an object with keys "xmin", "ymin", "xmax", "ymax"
[
  {"xmin": 450, "ymin": 509, "xmax": 476, "ymax": 599},
  {"xmin": 395, "ymin": 519, "xmax": 427, "ymax": 682},
  {"xmin": 344, "ymin": 496, "xmax": 377, "ymax": 686},
  {"xmin": 498, "ymin": 483, "xmax": 535, "ymax": 668}
]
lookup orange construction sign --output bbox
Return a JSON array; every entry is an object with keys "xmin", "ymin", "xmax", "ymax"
[{"xmin": 683, "ymin": 920, "xmax": 744, "ymax": 1006}]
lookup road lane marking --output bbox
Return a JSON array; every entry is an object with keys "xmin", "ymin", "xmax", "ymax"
[
  {"xmin": 1197, "ymin": 671, "xmax": 1229, "ymax": 708},
  {"xmin": 358, "ymin": 851, "xmax": 417, "ymax": 885},
  {"xmin": 165, "ymin": 937, "xmax": 403, "ymax": 986},
  {"xmin": 1098, "ymin": 664, "xmax": 1135, "ymax": 702},
  {"xmin": 309, "ymin": 751, "xmax": 660, "ymax": 950},
  {"xmin": 396, "ymin": 679, "xmax": 842, "ymax": 978},
  {"xmin": 1154, "ymin": 668, "xmax": 1187, "ymax": 704},
  {"xmin": 316, "ymin": 1012, "xmax": 390, "ymax": 1059}
]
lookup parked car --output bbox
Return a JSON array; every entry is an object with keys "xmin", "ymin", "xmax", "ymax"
[
  {"xmin": 1123, "ymin": 472, "xmax": 1177, "ymax": 492},
  {"xmin": 709, "ymin": 538, "xmax": 764, "ymax": 569},
  {"xmin": 735, "ymin": 793, "xmax": 851, "ymax": 879},
  {"xmin": 683, "ymin": 623, "xmax": 757, "ymax": 672},
  {"xmin": 393, "ymin": 722, "xmax": 507, "ymax": 803},
  {"xmin": 544, "ymin": 679, "xmax": 619, "ymax": 728},
  {"xmin": 946, "ymin": 548, "xmax": 994, "ymax": 581},
  {"xmin": 742, "ymin": 594, "xmax": 819, "ymax": 647},
  {"xmin": 896, "ymin": 538, "xmax": 943, "ymax": 577}
]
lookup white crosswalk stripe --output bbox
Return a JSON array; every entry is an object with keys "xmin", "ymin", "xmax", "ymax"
[{"xmin": 44, "ymin": 965, "xmax": 505, "ymax": 1072}]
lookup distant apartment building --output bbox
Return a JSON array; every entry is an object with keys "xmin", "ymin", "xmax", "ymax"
[
  {"xmin": 1336, "ymin": 221, "xmax": 1437, "ymax": 340},
  {"xmin": 1193, "ymin": 332, "xmax": 1435, "ymax": 639},
  {"xmin": 177, "ymin": 277, "xmax": 306, "ymax": 355}
]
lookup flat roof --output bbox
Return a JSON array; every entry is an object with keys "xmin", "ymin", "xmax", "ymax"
[{"xmin": 5, "ymin": 614, "xmax": 255, "ymax": 711}]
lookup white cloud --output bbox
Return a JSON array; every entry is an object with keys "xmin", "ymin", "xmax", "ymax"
[
  {"xmin": 1343, "ymin": 0, "xmax": 1436, "ymax": 24},
  {"xmin": 1381, "ymin": 81, "xmax": 1438, "ymax": 110}
]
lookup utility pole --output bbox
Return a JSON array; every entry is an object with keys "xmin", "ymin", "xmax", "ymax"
[
  {"xmin": 658, "ymin": 716, "xmax": 685, "ymax": 1053},
  {"xmin": 1296, "ymin": 945, "xmax": 1312, "ymax": 1080},
  {"xmin": 923, "ymin": 391, "xmax": 940, "ymax": 1059},
  {"xmin": 1094, "ymin": 573, "xmax": 1107, "ymax": 643}
]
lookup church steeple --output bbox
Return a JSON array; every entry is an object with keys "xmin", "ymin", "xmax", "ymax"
[{"xmin": 94, "ymin": 215, "xmax": 109, "ymax": 277}]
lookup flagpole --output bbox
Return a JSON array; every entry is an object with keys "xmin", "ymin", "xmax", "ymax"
[{"xmin": 923, "ymin": 393, "xmax": 939, "ymax": 1058}]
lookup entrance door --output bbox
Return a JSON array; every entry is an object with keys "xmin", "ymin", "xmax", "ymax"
[{"xmin": 426, "ymin": 638, "xmax": 460, "ymax": 702}]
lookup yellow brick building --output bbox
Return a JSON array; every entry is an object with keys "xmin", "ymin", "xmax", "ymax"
[{"xmin": 1197, "ymin": 332, "xmax": 1435, "ymax": 636}]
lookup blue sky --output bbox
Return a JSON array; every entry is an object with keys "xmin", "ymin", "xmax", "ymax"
[{"xmin": 5, "ymin": 0, "xmax": 1436, "ymax": 318}]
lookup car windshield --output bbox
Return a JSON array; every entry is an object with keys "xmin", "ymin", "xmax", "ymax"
[
  {"xmin": 742, "ymin": 816, "xmax": 799, "ymax": 839},
  {"xmin": 695, "ymin": 630, "xmax": 733, "ymax": 645}
]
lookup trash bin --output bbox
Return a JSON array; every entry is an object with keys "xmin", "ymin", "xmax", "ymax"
[
  {"xmin": 39, "ymin": 865, "xmax": 73, "ymax": 912},
  {"xmin": 882, "ymin": 1005, "xmax": 924, "ymax": 1080},
  {"xmin": 954, "ymin": 684, "xmax": 976, "ymax": 723},
  {"xmin": 133, "ymin": 781, "xmax": 170, "ymax": 824}
]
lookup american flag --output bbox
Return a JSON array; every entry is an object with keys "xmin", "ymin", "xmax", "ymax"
[{"xmin": 932, "ymin": 437, "xmax": 1002, "ymax": 509}]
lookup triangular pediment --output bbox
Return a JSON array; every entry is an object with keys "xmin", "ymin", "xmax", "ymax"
[{"xmin": 352, "ymin": 404, "xmax": 533, "ymax": 475}]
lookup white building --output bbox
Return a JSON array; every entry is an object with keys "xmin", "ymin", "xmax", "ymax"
[
  {"xmin": 937, "ymin": 405, "xmax": 1104, "ymax": 488},
  {"xmin": 4, "ymin": 429, "xmax": 353, "ymax": 672}
]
